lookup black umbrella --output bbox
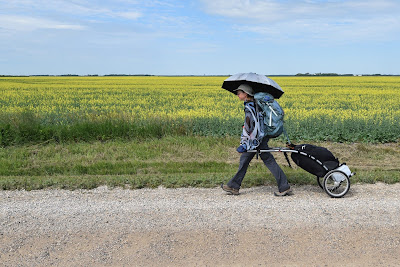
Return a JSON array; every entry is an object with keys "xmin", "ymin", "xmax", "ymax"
[{"xmin": 222, "ymin": 72, "xmax": 284, "ymax": 99}]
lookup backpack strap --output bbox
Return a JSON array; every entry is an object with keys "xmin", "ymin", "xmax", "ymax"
[{"xmin": 244, "ymin": 103, "xmax": 260, "ymax": 137}]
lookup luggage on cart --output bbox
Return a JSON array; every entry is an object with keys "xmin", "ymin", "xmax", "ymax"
[
  {"xmin": 288, "ymin": 143, "xmax": 354, "ymax": 198},
  {"xmin": 290, "ymin": 144, "xmax": 339, "ymax": 177}
]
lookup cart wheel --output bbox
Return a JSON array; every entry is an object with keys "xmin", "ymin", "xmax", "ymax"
[
  {"xmin": 323, "ymin": 170, "xmax": 350, "ymax": 198},
  {"xmin": 317, "ymin": 176, "xmax": 324, "ymax": 189}
]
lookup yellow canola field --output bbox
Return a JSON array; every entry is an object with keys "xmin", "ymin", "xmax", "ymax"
[{"xmin": 0, "ymin": 76, "xmax": 399, "ymax": 125}]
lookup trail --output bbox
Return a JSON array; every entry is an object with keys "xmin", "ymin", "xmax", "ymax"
[{"xmin": 1, "ymin": 183, "xmax": 400, "ymax": 266}]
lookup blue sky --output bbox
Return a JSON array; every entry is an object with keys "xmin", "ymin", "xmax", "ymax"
[{"xmin": 1, "ymin": 0, "xmax": 399, "ymax": 75}]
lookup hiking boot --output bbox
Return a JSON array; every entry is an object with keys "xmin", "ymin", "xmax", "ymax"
[
  {"xmin": 274, "ymin": 187, "xmax": 293, "ymax": 197},
  {"xmin": 221, "ymin": 184, "xmax": 240, "ymax": 195}
]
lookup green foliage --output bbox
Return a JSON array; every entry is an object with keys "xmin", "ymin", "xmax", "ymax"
[
  {"xmin": 0, "ymin": 112, "xmax": 194, "ymax": 146},
  {"xmin": 0, "ymin": 137, "xmax": 398, "ymax": 190},
  {"xmin": 2, "ymin": 112, "xmax": 398, "ymax": 147}
]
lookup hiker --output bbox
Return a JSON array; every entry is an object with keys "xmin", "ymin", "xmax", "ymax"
[{"xmin": 221, "ymin": 84, "xmax": 292, "ymax": 196}]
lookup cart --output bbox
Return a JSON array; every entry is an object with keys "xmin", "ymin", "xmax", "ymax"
[{"xmin": 248, "ymin": 146, "xmax": 355, "ymax": 198}]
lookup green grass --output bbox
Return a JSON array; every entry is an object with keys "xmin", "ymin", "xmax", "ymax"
[
  {"xmin": 1, "ymin": 136, "xmax": 399, "ymax": 190},
  {"xmin": 1, "ymin": 111, "xmax": 399, "ymax": 146}
]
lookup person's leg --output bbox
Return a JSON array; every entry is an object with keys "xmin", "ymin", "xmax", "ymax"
[
  {"xmin": 258, "ymin": 138, "xmax": 291, "ymax": 193},
  {"xmin": 227, "ymin": 151, "xmax": 256, "ymax": 189},
  {"xmin": 260, "ymin": 151, "xmax": 291, "ymax": 193}
]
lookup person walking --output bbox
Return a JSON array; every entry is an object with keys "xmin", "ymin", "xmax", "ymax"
[{"xmin": 221, "ymin": 84, "xmax": 292, "ymax": 196}]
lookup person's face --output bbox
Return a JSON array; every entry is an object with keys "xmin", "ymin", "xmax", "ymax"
[{"xmin": 236, "ymin": 90, "xmax": 248, "ymax": 101}]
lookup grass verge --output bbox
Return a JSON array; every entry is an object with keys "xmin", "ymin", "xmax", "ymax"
[{"xmin": 0, "ymin": 136, "xmax": 399, "ymax": 190}]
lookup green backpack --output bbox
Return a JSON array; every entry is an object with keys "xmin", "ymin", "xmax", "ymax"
[{"xmin": 254, "ymin": 92, "xmax": 285, "ymax": 139}]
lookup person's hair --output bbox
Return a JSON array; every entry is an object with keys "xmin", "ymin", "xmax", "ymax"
[{"xmin": 246, "ymin": 95, "xmax": 254, "ymax": 101}]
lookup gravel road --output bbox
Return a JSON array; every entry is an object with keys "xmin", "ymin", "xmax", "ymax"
[{"xmin": 1, "ymin": 183, "xmax": 400, "ymax": 266}]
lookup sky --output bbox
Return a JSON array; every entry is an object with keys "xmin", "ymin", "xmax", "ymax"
[{"xmin": 1, "ymin": 0, "xmax": 399, "ymax": 76}]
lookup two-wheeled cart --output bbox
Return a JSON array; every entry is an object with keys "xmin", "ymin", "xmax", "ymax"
[{"xmin": 249, "ymin": 145, "xmax": 355, "ymax": 198}]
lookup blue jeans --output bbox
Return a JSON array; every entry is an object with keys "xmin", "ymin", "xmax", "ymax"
[{"xmin": 227, "ymin": 138, "xmax": 290, "ymax": 193}]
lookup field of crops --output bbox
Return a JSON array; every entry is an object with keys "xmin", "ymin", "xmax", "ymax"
[{"xmin": 1, "ymin": 76, "xmax": 399, "ymax": 145}]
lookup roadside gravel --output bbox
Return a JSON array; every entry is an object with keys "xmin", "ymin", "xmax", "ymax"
[{"xmin": 1, "ymin": 183, "xmax": 400, "ymax": 266}]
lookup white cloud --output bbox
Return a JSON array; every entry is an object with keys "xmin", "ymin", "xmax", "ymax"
[
  {"xmin": 0, "ymin": 0, "xmax": 144, "ymax": 22},
  {"xmin": 201, "ymin": 0, "xmax": 398, "ymax": 21},
  {"xmin": 200, "ymin": 0, "xmax": 284, "ymax": 22},
  {"xmin": 115, "ymin": 11, "xmax": 142, "ymax": 20},
  {"xmin": 0, "ymin": 15, "xmax": 86, "ymax": 31},
  {"xmin": 200, "ymin": 0, "xmax": 400, "ymax": 42}
]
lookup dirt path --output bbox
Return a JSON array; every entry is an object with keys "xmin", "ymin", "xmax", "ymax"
[{"xmin": 1, "ymin": 183, "xmax": 400, "ymax": 266}]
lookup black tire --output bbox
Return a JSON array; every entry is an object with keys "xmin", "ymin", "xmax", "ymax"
[{"xmin": 323, "ymin": 170, "xmax": 350, "ymax": 198}]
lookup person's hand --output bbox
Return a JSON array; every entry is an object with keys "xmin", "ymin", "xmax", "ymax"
[{"xmin": 236, "ymin": 145, "xmax": 247, "ymax": 153}]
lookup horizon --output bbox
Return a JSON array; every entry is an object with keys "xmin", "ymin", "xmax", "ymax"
[{"xmin": 1, "ymin": 73, "xmax": 397, "ymax": 77}]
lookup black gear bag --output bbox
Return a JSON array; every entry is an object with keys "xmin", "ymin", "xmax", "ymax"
[{"xmin": 290, "ymin": 144, "xmax": 339, "ymax": 177}]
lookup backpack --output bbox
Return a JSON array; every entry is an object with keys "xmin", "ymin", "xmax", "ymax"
[
  {"xmin": 240, "ymin": 92, "xmax": 285, "ymax": 150},
  {"xmin": 254, "ymin": 92, "xmax": 284, "ymax": 139}
]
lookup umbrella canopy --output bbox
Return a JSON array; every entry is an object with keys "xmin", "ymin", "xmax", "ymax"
[{"xmin": 222, "ymin": 72, "xmax": 284, "ymax": 99}]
